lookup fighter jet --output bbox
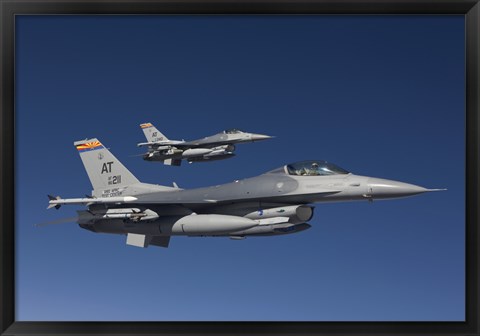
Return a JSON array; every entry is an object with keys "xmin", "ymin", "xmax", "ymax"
[
  {"xmin": 137, "ymin": 122, "xmax": 273, "ymax": 166},
  {"xmin": 47, "ymin": 138, "xmax": 444, "ymax": 248}
]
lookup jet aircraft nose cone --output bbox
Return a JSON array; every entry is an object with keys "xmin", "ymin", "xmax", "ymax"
[
  {"xmin": 367, "ymin": 178, "xmax": 434, "ymax": 199},
  {"xmin": 250, "ymin": 133, "xmax": 274, "ymax": 141}
]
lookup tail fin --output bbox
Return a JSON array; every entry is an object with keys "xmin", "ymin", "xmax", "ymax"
[
  {"xmin": 47, "ymin": 195, "xmax": 61, "ymax": 209},
  {"xmin": 74, "ymin": 138, "xmax": 139, "ymax": 194},
  {"xmin": 140, "ymin": 122, "xmax": 168, "ymax": 142}
]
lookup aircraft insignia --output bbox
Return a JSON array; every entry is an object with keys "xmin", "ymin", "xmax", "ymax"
[{"xmin": 76, "ymin": 141, "xmax": 104, "ymax": 152}]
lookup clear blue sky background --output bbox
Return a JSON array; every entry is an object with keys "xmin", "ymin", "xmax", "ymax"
[{"xmin": 15, "ymin": 15, "xmax": 465, "ymax": 321}]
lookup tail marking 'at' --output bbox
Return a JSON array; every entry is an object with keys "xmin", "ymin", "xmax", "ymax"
[
  {"xmin": 140, "ymin": 122, "xmax": 169, "ymax": 143},
  {"xmin": 74, "ymin": 138, "xmax": 140, "ymax": 197}
]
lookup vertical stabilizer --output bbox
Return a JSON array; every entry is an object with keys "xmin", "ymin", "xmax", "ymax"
[
  {"xmin": 74, "ymin": 138, "xmax": 139, "ymax": 193},
  {"xmin": 140, "ymin": 123, "xmax": 169, "ymax": 142}
]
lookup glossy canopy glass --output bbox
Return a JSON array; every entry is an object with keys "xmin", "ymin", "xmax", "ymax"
[
  {"xmin": 286, "ymin": 160, "xmax": 350, "ymax": 176},
  {"xmin": 224, "ymin": 129, "xmax": 245, "ymax": 134}
]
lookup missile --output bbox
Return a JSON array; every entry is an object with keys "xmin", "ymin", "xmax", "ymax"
[
  {"xmin": 153, "ymin": 145, "xmax": 171, "ymax": 151},
  {"xmin": 47, "ymin": 195, "xmax": 138, "ymax": 209},
  {"xmin": 77, "ymin": 208, "xmax": 159, "ymax": 224},
  {"xmin": 167, "ymin": 148, "xmax": 183, "ymax": 155}
]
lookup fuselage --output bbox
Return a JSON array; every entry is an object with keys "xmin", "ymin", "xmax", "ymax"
[
  {"xmin": 49, "ymin": 154, "xmax": 439, "ymax": 247},
  {"xmin": 122, "ymin": 161, "xmax": 431, "ymax": 207},
  {"xmin": 141, "ymin": 129, "xmax": 272, "ymax": 165}
]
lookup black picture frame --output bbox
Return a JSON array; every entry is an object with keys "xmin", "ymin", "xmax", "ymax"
[{"xmin": 1, "ymin": 1, "xmax": 478, "ymax": 335}]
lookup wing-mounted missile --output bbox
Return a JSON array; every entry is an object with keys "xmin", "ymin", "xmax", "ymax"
[
  {"xmin": 166, "ymin": 148, "xmax": 183, "ymax": 155},
  {"xmin": 77, "ymin": 208, "xmax": 159, "ymax": 224},
  {"xmin": 47, "ymin": 195, "xmax": 138, "ymax": 209},
  {"xmin": 143, "ymin": 147, "xmax": 183, "ymax": 159},
  {"xmin": 150, "ymin": 145, "xmax": 173, "ymax": 151}
]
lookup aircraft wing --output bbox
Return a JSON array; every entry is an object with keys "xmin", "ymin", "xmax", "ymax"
[
  {"xmin": 175, "ymin": 134, "xmax": 227, "ymax": 147},
  {"xmin": 158, "ymin": 141, "xmax": 211, "ymax": 148},
  {"xmin": 137, "ymin": 140, "xmax": 185, "ymax": 147},
  {"xmin": 177, "ymin": 140, "xmax": 225, "ymax": 147},
  {"xmin": 137, "ymin": 137, "xmax": 225, "ymax": 149},
  {"xmin": 136, "ymin": 141, "xmax": 208, "ymax": 149}
]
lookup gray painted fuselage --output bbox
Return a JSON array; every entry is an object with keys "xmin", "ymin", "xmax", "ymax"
[
  {"xmin": 109, "ymin": 166, "xmax": 430, "ymax": 208},
  {"xmin": 76, "ymin": 163, "xmax": 437, "ymax": 241},
  {"xmin": 139, "ymin": 126, "xmax": 272, "ymax": 165},
  {"xmin": 49, "ymin": 138, "xmax": 443, "ymax": 248}
]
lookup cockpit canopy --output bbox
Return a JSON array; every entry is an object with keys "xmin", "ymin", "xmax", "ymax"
[
  {"xmin": 224, "ymin": 129, "xmax": 245, "ymax": 134},
  {"xmin": 286, "ymin": 160, "xmax": 350, "ymax": 176}
]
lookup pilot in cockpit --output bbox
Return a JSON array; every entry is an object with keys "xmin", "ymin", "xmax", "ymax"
[{"xmin": 309, "ymin": 162, "xmax": 320, "ymax": 175}]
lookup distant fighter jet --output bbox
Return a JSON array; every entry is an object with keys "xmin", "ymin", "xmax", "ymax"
[
  {"xmin": 137, "ymin": 122, "xmax": 273, "ymax": 166},
  {"xmin": 47, "ymin": 138, "xmax": 445, "ymax": 249}
]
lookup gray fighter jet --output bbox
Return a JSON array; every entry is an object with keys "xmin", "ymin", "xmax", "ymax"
[
  {"xmin": 137, "ymin": 122, "xmax": 272, "ymax": 166},
  {"xmin": 47, "ymin": 138, "xmax": 444, "ymax": 248}
]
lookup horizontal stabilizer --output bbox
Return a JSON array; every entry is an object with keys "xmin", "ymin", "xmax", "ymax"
[
  {"xmin": 126, "ymin": 234, "xmax": 171, "ymax": 248},
  {"xmin": 126, "ymin": 233, "xmax": 151, "ymax": 248},
  {"xmin": 150, "ymin": 236, "xmax": 171, "ymax": 248},
  {"xmin": 164, "ymin": 159, "xmax": 182, "ymax": 166}
]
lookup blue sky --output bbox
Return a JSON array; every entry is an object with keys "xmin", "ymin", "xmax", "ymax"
[{"xmin": 15, "ymin": 15, "xmax": 465, "ymax": 321}]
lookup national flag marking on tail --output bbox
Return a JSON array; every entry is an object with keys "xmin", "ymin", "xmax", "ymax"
[
  {"xmin": 140, "ymin": 123, "xmax": 153, "ymax": 129},
  {"xmin": 76, "ymin": 140, "xmax": 104, "ymax": 152}
]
